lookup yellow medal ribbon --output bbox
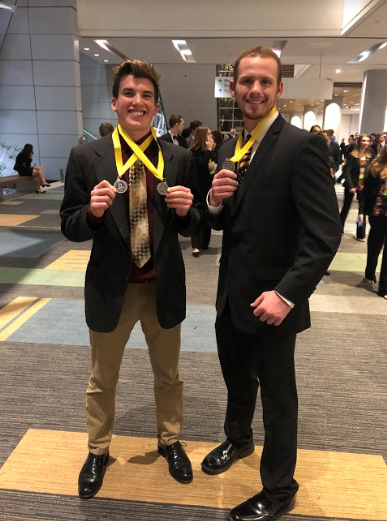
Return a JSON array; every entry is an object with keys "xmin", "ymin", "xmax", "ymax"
[
  {"xmin": 229, "ymin": 107, "xmax": 277, "ymax": 163},
  {"xmin": 112, "ymin": 125, "xmax": 164, "ymax": 181}
]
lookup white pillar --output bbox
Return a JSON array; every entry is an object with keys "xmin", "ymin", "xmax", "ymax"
[
  {"xmin": 303, "ymin": 105, "xmax": 318, "ymax": 131},
  {"xmin": 290, "ymin": 113, "xmax": 303, "ymax": 129},
  {"xmin": 359, "ymin": 70, "xmax": 387, "ymax": 134},
  {"xmin": 323, "ymin": 97, "xmax": 342, "ymax": 138},
  {"xmin": 0, "ymin": 0, "xmax": 82, "ymax": 179}
]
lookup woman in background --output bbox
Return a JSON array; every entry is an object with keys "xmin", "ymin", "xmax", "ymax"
[
  {"xmin": 340, "ymin": 134, "xmax": 374, "ymax": 241},
  {"xmin": 189, "ymin": 126, "xmax": 217, "ymax": 257},
  {"xmin": 359, "ymin": 146, "xmax": 387, "ymax": 299},
  {"xmin": 14, "ymin": 144, "xmax": 50, "ymax": 194}
]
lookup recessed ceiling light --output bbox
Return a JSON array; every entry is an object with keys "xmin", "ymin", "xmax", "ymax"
[
  {"xmin": 94, "ymin": 53, "xmax": 99, "ymax": 57},
  {"xmin": 344, "ymin": 90, "xmax": 348, "ymax": 93},
  {"xmin": 104, "ymin": 59, "xmax": 108, "ymax": 62},
  {"xmin": 84, "ymin": 47, "xmax": 90, "ymax": 51},
  {"xmin": 336, "ymin": 69, "xmax": 341, "ymax": 73}
]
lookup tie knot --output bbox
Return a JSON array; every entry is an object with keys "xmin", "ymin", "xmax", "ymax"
[{"xmin": 244, "ymin": 133, "xmax": 251, "ymax": 145}]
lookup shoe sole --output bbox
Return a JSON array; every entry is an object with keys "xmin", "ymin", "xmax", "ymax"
[
  {"xmin": 158, "ymin": 446, "xmax": 193, "ymax": 484},
  {"xmin": 201, "ymin": 445, "xmax": 255, "ymax": 475}
]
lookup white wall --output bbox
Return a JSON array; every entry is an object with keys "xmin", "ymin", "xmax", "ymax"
[{"xmin": 157, "ymin": 64, "xmax": 217, "ymax": 130}]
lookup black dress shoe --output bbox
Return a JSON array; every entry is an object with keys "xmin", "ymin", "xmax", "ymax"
[
  {"xmin": 158, "ymin": 441, "xmax": 193, "ymax": 484},
  {"xmin": 229, "ymin": 490, "xmax": 295, "ymax": 521},
  {"xmin": 78, "ymin": 452, "xmax": 109, "ymax": 499},
  {"xmin": 201, "ymin": 439, "xmax": 255, "ymax": 475}
]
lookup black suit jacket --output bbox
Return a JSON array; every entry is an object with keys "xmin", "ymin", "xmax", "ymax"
[
  {"xmin": 60, "ymin": 136, "xmax": 201, "ymax": 332},
  {"xmin": 160, "ymin": 132, "xmax": 188, "ymax": 148},
  {"xmin": 211, "ymin": 115, "xmax": 341, "ymax": 336}
]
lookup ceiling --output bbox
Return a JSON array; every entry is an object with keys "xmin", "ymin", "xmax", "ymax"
[{"xmin": 75, "ymin": 0, "xmax": 387, "ymax": 115}]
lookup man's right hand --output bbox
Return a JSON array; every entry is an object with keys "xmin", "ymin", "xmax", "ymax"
[
  {"xmin": 209, "ymin": 169, "xmax": 238, "ymax": 207},
  {"xmin": 90, "ymin": 180, "xmax": 116, "ymax": 218}
]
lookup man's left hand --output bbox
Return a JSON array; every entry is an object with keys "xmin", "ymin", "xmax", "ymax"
[
  {"xmin": 165, "ymin": 185, "xmax": 193, "ymax": 217},
  {"xmin": 250, "ymin": 290, "xmax": 291, "ymax": 326}
]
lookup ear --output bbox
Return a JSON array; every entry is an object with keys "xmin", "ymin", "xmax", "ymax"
[
  {"xmin": 111, "ymin": 97, "xmax": 117, "ymax": 113},
  {"xmin": 230, "ymin": 79, "xmax": 236, "ymax": 98},
  {"xmin": 276, "ymin": 81, "xmax": 284, "ymax": 99},
  {"xmin": 152, "ymin": 103, "xmax": 159, "ymax": 117}
]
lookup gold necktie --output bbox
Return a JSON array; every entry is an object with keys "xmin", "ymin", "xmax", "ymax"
[{"xmin": 129, "ymin": 159, "xmax": 151, "ymax": 268}]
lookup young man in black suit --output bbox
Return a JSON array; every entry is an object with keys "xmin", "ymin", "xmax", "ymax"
[
  {"xmin": 60, "ymin": 59, "xmax": 202, "ymax": 499},
  {"xmin": 202, "ymin": 45, "xmax": 341, "ymax": 521},
  {"xmin": 160, "ymin": 114, "xmax": 188, "ymax": 148}
]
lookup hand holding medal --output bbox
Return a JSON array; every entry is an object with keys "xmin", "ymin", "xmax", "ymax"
[
  {"xmin": 165, "ymin": 185, "xmax": 194, "ymax": 218},
  {"xmin": 90, "ymin": 180, "xmax": 117, "ymax": 218},
  {"xmin": 209, "ymin": 158, "xmax": 238, "ymax": 207}
]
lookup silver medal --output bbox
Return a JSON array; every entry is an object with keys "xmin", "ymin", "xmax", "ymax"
[
  {"xmin": 223, "ymin": 159, "xmax": 235, "ymax": 172},
  {"xmin": 157, "ymin": 181, "xmax": 169, "ymax": 195},
  {"xmin": 114, "ymin": 179, "xmax": 128, "ymax": 194}
]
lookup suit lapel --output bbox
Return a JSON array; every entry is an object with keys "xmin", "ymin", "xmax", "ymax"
[
  {"xmin": 94, "ymin": 138, "xmax": 130, "ymax": 245},
  {"xmin": 231, "ymin": 115, "xmax": 286, "ymax": 218}
]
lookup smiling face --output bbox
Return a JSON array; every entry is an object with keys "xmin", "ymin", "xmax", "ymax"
[
  {"xmin": 230, "ymin": 56, "xmax": 283, "ymax": 132},
  {"xmin": 111, "ymin": 74, "xmax": 158, "ymax": 140}
]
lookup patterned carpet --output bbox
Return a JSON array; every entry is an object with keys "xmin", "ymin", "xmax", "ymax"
[{"xmin": 0, "ymin": 182, "xmax": 386, "ymax": 521}]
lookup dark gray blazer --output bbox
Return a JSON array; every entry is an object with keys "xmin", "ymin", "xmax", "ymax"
[
  {"xmin": 60, "ymin": 136, "xmax": 201, "ymax": 332},
  {"xmin": 212, "ymin": 115, "xmax": 341, "ymax": 336}
]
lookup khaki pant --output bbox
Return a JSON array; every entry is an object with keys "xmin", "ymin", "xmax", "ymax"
[{"xmin": 86, "ymin": 282, "xmax": 183, "ymax": 455}]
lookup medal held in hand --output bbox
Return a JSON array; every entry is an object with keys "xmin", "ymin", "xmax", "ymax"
[
  {"xmin": 156, "ymin": 180, "xmax": 169, "ymax": 195},
  {"xmin": 114, "ymin": 178, "xmax": 128, "ymax": 194},
  {"xmin": 223, "ymin": 159, "xmax": 235, "ymax": 172}
]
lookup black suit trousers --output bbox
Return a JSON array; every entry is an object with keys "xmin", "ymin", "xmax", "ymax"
[{"xmin": 216, "ymin": 307, "xmax": 299, "ymax": 500}]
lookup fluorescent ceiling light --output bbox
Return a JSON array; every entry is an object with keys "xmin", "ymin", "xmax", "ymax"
[
  {"xmin": 84, "ymin": 47, "xmax": 90, "ymax": 51},
  {"xmin": 172, "ymin": 40, "xmax": 196, "ymax": 63},
  {"xmin": 0, "ymin": 2, "xmax": 15, "ymax": 11},
  {"xmin": 95, "ymin": 39, "xmax": 110, "ymax": 52},
  {"xmin": 348, "ymin": 42, "xmax": 387, "ymax": 64}
]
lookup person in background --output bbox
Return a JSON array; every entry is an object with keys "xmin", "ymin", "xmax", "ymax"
[
  {"xmin": 309, "ymin": 124, "xmax": 321, "ymax": 134},
  {"xmin": 189, "ymin": 126, "xmax": 217, "ymax": 256},
  {"xmin": 212, "ymin": 130, "xmax": 224, "ymax": 158},
  {"xmin": 359, "ymin": 145, "xmax": 387, "ymax": 299},
  {"xmin": 202, "ymin": 44, "xmax": 341, "ymax": 521},
  {"xmin": 60, "ymin": 59, "xmax": 202, "ymax": 500},
  {"xmin": 160, "ymin": 115, "xmax": 188, "ymax": 148},
  {"xmin": 340, "ymin": 133, "xmax": 375, "ymax": 241},
  {"xmin": 324, "ymin": 129, "xmax": 341, "ymax": 173},
  {"xmin": 99, "ymin": 122, "xmax": 114, "ymax": 137},
  {"xmin": 14, "ymin": 144, "xmax": 50, "ymax": 194},
  {"xmin": 186, "ymin": 120, "xmax": 203, "ymax": 148}
]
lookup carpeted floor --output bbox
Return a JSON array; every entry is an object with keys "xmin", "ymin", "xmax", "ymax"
[{"xmin": 0, "ymin": 182, "xmax": 386, "ymax": 521}]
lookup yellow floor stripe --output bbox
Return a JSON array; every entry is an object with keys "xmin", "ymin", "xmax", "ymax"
[
  {"xmin": 0, "ymin": 214, "xmax": 38, "ymax": 226},
  {"xmin": 0, "ymin": 298, "xmax": 51, "ymax": 341},
  {"xmin": 45, "ymin": 250, "xmax": 89, "ymax": 271},
  {"xmin": 0, "ymin": 297, "xmax": 38, "ymax": 330},
  {"xmin": 0, "ymin": 430, "xmax": 386, "ymax": 519}
]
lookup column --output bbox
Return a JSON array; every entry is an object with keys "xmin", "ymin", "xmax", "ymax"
[
  {"xmin": 303, "ymin": 105, "xmax": 318, "ymax": 131},
  {"xmin": 359, "ymin": 70, "xmax": 387, "ymax": 134},
  {"xmin": 0, "ymin": 0, "xmax": 82, "ymax": 179},
  {"xmin": 290, "ymin": 113, "xmax": 303, "ymax": 129},
  {"xmin": 323, "ymin": 97, "xmax": 343, "ymax": 138}
]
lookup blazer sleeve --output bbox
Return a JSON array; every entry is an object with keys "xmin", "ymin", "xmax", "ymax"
[
  {"xmin": 60, "ymin": 146, "xmax": 99, "ymax": 243},
  {"xmin": 275, "ymin": 134, "xmax": 342, "ymax": 305}
]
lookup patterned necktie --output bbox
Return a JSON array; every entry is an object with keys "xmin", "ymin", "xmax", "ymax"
[
  {"xmin": 237, "ymin": 134, "xmax": 252, "ymax": 184},
  {"xmin": 128, "ymin": 159, "xmax": 151, "ymax": 268}
]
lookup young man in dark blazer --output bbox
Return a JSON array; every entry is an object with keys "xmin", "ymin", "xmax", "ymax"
[
  {"xmin": 201, "ymin": 46, "xmax": 341, "ymax": 521},
  {"xmin": 160, "ymin": 114, "xmax": 188, "ymax": 148},
  {"xmin": 60, "ymin": 60, "xmax": 202, "ymax": 499}
]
